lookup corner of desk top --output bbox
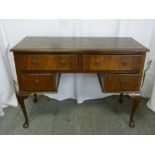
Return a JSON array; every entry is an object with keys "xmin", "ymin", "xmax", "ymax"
[
  {"xmin": 10, "ymin": 36, "xmax": 29, "ymax": 52},
  {"xmin": 130, "ymin": 37, "xmax": 150, "ymax": 52}
]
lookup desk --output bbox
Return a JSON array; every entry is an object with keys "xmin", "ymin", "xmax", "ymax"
[{"xmin": 11, "ymin": 37, "xmax": 149, "ymax": 128}]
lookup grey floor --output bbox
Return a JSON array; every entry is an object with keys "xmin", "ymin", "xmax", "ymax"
[{"xmin": 0, "ymin": 95, "xmax": 155, "ymax": 135}]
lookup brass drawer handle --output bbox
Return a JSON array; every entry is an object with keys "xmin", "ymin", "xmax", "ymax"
[
  {"xmin": 122, "ymin": 60, "xmax": 128, "ymax": 65},
  {"xmin": 31, "ymin": 60, "xmax": 38, "ymax": 66},
  {"xmin": 95, "ymin": 60, "xmax": 101, "ymax": 65},
  {"xmin": 60, "ymin": 60, "xmax": 66, "ymax": 66},
  {"xmin": 34, "ymin": 80, "xmax": 39, "ymax": 87}
]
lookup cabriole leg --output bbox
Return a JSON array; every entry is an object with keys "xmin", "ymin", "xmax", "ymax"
[
  {"xmin": 18, "ymin": 93, "xmax": 29, "ymax": 128},
  {"xmin": 129, "ymin": 94, "xmax": 141, "ymax": 128}
]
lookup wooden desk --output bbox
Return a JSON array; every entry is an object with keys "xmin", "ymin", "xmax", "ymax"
[{"xmin": 11, "ymin": 37, "xmax": 149, "ymax": 128}]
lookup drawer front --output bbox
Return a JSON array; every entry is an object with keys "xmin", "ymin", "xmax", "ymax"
[
  {"xmin": 20, "ymin": 74, "xmax": 59, "ymax": 92},
  {"xmin": 82, "ymin": 55, "xmax": 141, "ymax": 71},
  {"xmin": 15, "ymin": 55, "xmax": 79, "ymax": 71},
  {"xmin": 104, "ymin": 74, "xmax": 141, "ymax": 91}
]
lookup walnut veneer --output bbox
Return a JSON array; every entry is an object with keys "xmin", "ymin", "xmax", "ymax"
[{"xmin": 11, "ymin": 37, "xmax": 149, "ymax": 128}]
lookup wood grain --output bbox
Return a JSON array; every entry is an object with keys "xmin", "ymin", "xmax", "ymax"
[
  {"xmin": 104, "ymin": 74, "xmax": 140, "ymax": 92},
  {"xmin": 82, "ymin": 55, "xmax": 141, "ymax": 71},
  {"xmin": 11, "ymin": 37, "xmax": 149, "ymax": 53},
  {"xmin": 20, "ymin": 74, "xmax": 60, "ymax": 92},
  {"xmin": 15, "ymin": 54, "xmax": 79, "ymax": 71}
]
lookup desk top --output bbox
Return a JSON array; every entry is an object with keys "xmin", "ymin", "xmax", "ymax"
[{"xmin": 11, "ymin": 37, "xmax": 149, "ymax": 53}]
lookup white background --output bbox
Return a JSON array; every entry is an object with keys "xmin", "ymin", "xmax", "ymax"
[
  {"xmin": 1, "ymin": 18, "xmax": 155, "ymax": 154},
  {"xmin": 0, "ymin": 0, "xmax": 155, "ymax": 155}
]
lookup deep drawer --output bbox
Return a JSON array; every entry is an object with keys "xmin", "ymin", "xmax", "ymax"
[
  {"xmin": 20, "ymin": 74, "xmax": 60, "ymax": 92},
  {"xmin": 82, "ymin": 55, "xmax": 141, "ymax": 71},
  {"xmin": 15, "ymin": 55, "xmax": 79, "ymax": 71}
]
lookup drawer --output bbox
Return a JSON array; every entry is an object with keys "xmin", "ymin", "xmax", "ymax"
[
  {"xmin": 19, "ymin": 74, "xmax": 60, "ymax": 92},
  {"xmin": 99, "ymin": 73, "xmax": 141, "ymax": 92},
  {"xmin": 82, "ymin": 55, "xmax": 141, "ymax": 71},
  {"xmin": 15, "ymin": 55, "xmax": 79, "ymax": 71}
]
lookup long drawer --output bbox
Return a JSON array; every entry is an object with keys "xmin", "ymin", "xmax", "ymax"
[
  {"xmin": 82, "ymin": 55, "xmax": 141, "ymax": 71},
  {"xmin": 19, "ymin": 74, "xmax": 60, "ymax": 92},
  {"xmin": 99, "ymin": 73, "xmax": 141, "ymax": 92},
  {"xmin": 14, "ymin": 55, "xmax": 79, "ymax": 71}
]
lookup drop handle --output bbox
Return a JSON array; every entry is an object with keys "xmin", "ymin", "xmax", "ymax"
[
  {"xmin": 31, "ymin": 60, "xmax": 38, "ymax": 66},
  {"xmin": 34, "ymin": 80, "xmax": 39, "ymax": 87},
  {"xmin": 59, "ymin": 60, "xmax": 66, "ymax": 66},
  {"xmin": 122, "ymin": 60, "xmax": 128, "ymax": 65},
  {"xmin": 95, "ymin": 60, "xmax": 101, "ymax": 65}
]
